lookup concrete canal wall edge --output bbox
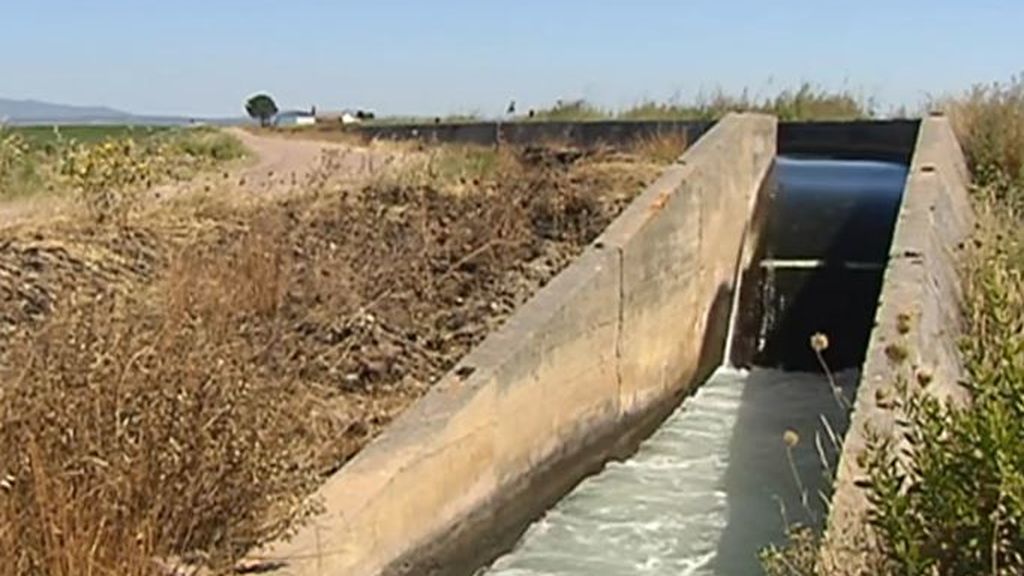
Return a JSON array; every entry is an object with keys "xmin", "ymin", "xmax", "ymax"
[
  {"xmin": 821, "ymin": 116, "xmax": 973, "ymax": 573},
  {"xmin": 253, "ymin": 113, "xmax": 776, "ymax": 576}
]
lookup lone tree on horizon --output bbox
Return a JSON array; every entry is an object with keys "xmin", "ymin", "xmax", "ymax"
[{"xmin": 245, "ymin": 93, "xmax": 278, "ymax": 127}]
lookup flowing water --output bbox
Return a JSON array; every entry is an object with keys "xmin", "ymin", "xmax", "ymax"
[
  {"xmin": 483, "ymin": 367, "xmax": 855, "ymax": 576},
  {"xmin": 480, "ymin": 156, "xmax": 905, "ymax": 575}
]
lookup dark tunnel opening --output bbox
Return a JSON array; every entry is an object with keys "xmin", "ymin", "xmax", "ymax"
[{"xmin": 729, "ymin": 122, "xmax": 918, "ymax": 371}]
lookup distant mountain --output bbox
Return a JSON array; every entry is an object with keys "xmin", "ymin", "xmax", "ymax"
[{"xmin": 0, "ymin": 97, "xmax": 242, "ymax": 126}]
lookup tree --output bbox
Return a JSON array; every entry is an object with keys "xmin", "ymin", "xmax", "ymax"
[{"xmin": 245, "ymin": 94, "xmax": 278, "ymax": 127}]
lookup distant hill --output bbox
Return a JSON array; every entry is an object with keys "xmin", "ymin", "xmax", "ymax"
[{"xmin": 0, "ymin": 97, "xmax": 242, "ymax": 126}]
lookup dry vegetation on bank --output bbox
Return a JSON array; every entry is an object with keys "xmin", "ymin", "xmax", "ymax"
[{"xmin": 0, "ymin": 137, "xmax": 668, "ymax": 574}]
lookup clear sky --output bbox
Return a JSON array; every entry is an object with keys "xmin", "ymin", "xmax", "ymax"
[{"xmin": 1, "ymin": 0, "xmax": 1022, "ymax": 117}]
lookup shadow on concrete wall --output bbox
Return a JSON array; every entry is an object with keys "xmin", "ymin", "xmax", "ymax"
[{"xmin": 421, "ymin": 283, "xmax": 739, "ymax": 576}]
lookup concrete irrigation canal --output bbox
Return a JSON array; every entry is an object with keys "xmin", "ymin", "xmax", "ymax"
[
  {"xmin": 481, "ymin": 154, "xmax": 908, "ymax": 575},
  {"xmin": 255, "ymin": 115, "xmax": 971, "ymax": 575}
]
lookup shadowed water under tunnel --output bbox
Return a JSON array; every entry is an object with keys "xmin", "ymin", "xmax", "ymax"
[
  {"xmin": 742, "ymin": 157, "xmax": 908, "ymax": 371},
  {"xmin": 481, "ymin": 157, "xmax": 908, "ymax": 575}
]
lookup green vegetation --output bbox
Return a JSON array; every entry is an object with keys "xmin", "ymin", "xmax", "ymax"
[
  {"xmin": 948, "ymin": 77, "xmax": 1024, "ymax": 205},
  {"xmin": 245, "ymin": 93, "xmax": 279, "ymax": 127},
  {"xmin": 0, "ymin": 130, "xmax": 44, "ymax": 198},
  {"xmin": 762, "ymin": 76, "xmax": 1024, "ymax": 576},
  {"xmin": 10, "ymin": 125, "xmax": 170, "ymax": 149},
  {"xmin": 524, "ymin": 84, "xmax": 870, "ymax": 122},
  {"xmin": 0, "ymin": 125, "xmax": 245, "ymax": 203},
  {"xmin": 166, "ymin": 127, "xmax": 247, "ymax": 162},
  {"xmin": 858, "ymin": 78, "xmax": 1024, "ymax": 576},
  {"xmin": 350, "ymin": 84, "xmax": 870, "ymax": 126},
  {"xmin": 424, "ymin": 144, "xmax": 512, "ymax": 184},
  {"xmin": 525, "ymin": 99, "xmax": 610, "ymax": 122}
]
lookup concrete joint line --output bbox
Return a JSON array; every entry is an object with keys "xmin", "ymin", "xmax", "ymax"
[
  {"xmin": 613, "ymin": 245, "xmax": 626, "ymax": 408},
  {"xmin": 697, "ymin": 179, "xmax": 705, "ymax": 327}
]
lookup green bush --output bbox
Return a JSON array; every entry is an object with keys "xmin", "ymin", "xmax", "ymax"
[
  {"xmin": 0, "ymin": 129, "xmax": 44, "ymax": 199},
  {"xmin": 526, "ymin": 99, "xmax": 611, "ymax": 121},
  {"xmin": 618, "ymin": 100, "xmax": 713, "ymax": 121},
  {"xmin": 167, "ymin": 129, "xmax": 247, "ymax": 162},
  {"xmin": 58, "ymin": 139, "xmax": 157, "ymax": 223},
  {"xmin": 863, "ymin": 194, "xmax": 1024, "ymax": 575},
  {"xmin": 856, "ymin": 79, "xmax": 1024, "ymax": 576},
  {"xmin": 0, "ymin": 127, "xmax": 245, "ymax": 206},
  {"xmin": 526, "ymin": 85, "xmax": 870, "ymax": 123},
  {"xmin": 767, "ymin": 84, "xmax": 869, "ymax": 121},
  {"xmin": 761, "ymin": 77, "xmax": 1024, "ymax": 576},
  {"xmin": 624, "ymin": 85, "xmax": 868, "ymax": 121}
]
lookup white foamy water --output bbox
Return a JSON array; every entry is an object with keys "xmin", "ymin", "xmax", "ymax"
[{"xmin": 483, "ymin": 367, "xmax": 855, "ymax": 576}]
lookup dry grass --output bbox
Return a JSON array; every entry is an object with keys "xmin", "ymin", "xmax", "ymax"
[
  {"xmin": 944, "ymin": 76, "xmax": 1024, "ymax": 203},
  {"xmin": 629, "ymin": 131, "xmax": 689, "ymax": 163},
  {"xmin": 0, "ymin": 297, "xmax": 325, "ymax": 574},
  {"xmin": 0, "ymin": 141, "xmax": 664, "ymax": 574},
  {"xmin": 0, "ymin": 215, "xmax": 329, "ymax": 574}
]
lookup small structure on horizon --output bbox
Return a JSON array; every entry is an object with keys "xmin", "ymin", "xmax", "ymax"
[
  {"xmin": 274, "ymin": 109, "xmax": 316, "ymax": 127},
  {"xmin": 317, "ymin": 109, "xmax": 375, "ymax": 125}
]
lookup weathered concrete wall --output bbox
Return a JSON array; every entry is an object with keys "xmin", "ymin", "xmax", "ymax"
[
  {"xmin": 355, "ymin": 119, "xmax": 713, "ymax": 149},
  {"xmin": 821, "ymin": 116, "xmax": 973, "ymax": 573},
  {"xmin": 602, "ymin": 119, "xmax": 775, "ymax": 414},
  {"xmin": 253, "ymin": 113, "xmax": 775, "ymax": 576}
]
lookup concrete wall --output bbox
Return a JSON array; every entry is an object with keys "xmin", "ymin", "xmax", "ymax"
[
  {"xmin": 253, "ymin": 113, "xmax": 776, "ymax": 576},
  {"xmin": 821, "ymin": 116, "xmax": 973, "ymax": 573},
  {"xmin": 355, "ymin": 119, "xmax": 713, "ymax": 149}
]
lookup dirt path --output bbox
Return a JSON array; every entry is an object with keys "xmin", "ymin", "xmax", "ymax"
[
  {"xmin": 224, "ymin": 127, "xmax": 397, "ymax": 191},
  {"xmin": 0, "ymin": 128, "xmax": 397, "ymax": 230}
]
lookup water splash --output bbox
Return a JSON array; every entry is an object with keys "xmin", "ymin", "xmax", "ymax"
[{"xmin": 483, "ymin": 368, "xmax": 855, "ymax": 576}]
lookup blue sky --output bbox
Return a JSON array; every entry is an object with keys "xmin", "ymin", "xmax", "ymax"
[{"xmin": 1, "ymin": 1, "xmax": 1022, "ymax": 117}]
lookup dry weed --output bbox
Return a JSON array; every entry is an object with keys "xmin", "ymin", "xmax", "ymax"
[{"xmin": 0, "ymin": 142, "xmax": 664, "ymax": 573}]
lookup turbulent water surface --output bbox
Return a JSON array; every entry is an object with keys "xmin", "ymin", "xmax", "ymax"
[{"xmin": 483, "ymin": 367, "xmax": 856, "ymax": 576}]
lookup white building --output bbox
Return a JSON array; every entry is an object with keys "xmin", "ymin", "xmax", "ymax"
[
  {"xmin": 317, "ymin": 110, "xmax": 364, "ymax": 125},
  {"xmin": 274, "ymin": 110, "xmax": 317, "ymax": 127}
]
